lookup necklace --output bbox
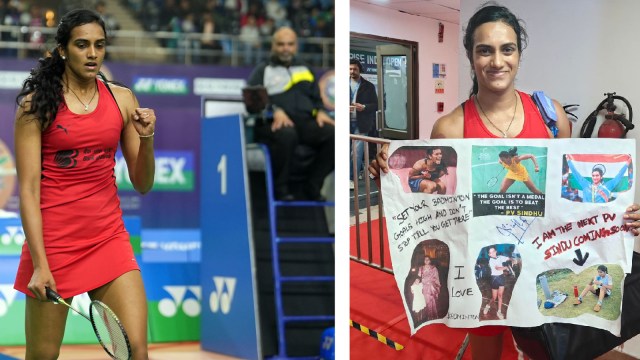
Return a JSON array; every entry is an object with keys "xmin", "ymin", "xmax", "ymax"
[
  {"xmin": 476, "ymin": 92, "xmax": 518, "ymax": 138},
  {"xmin": 67, "ymin": 85, "xmax": 97, "ymax": 111}
]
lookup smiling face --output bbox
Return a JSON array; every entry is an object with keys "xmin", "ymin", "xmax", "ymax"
[
  {"xmin": 471, "ymin": 21, "xmax": 520, "ymax": 95},
  {"xmin": 59, "ymin": 22, "xmax": 106, "ymax": 81},
  {"xmin": 427, "ymin": 148, "xmax": 443, "ymax": 165},
  {"xmin": 592, "ymin": 170, "xmax": 602, "ymax": 185}
]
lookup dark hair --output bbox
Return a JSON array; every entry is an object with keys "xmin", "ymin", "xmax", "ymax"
[
  {"xmin": 15, "ymin": 9, "xmax": 107, "ymax": 129},
  {"xmin": 350, "ymin": 58, "xmax": 363, "ymax": 72},
  {"xmin": 499, "ymin": 146, "xmax": 518, "ymax": 159},
  {"xmin": 463, "ymin": 2, "xmax": 528, "ymax": 96},
  {"xmin": 597, "ymin": 265, "xmax": 608, "ymax": 273},
  {"xmin": 591, "ymin": 164, "xmax": 606, "ymax": 177}
]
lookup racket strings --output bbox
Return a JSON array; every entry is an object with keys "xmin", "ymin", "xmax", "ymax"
[{"xmin": 90, "ymin": 302, "xmax": 131, "ymax": 360}]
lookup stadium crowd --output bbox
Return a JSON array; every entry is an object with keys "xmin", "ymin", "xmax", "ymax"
[{"xmin": 1, "ymin": 0, "xmax": 334, "ymax": 65}]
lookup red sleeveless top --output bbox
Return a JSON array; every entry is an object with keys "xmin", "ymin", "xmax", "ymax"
[
  {"xmin": 464, "ymin": 90, "xmax": 551, "ymax": 337},
  {"xmin": 463, "ymin": 90, "xmax": 552, "ymax": 139},
  {"xmin": 15, "ymin": 80, "xmax": 139, "ymax": 298}
]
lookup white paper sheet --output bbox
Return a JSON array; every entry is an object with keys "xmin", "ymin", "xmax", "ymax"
[{"xmin": 381, "ymin": 138, "xmax": 636, "ymax": 336}]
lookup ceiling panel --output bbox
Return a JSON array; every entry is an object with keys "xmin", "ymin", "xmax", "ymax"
[{"xmin": 352, "ymin": 0, "xmax": 461, "ymax": 24}]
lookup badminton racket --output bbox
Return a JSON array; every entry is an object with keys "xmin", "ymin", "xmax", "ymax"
[
  {"xmin": 46, "ymin": 287, "xmax": 131, "ymax": 360},
  {"xmin": 486, "ymin": 167, "xmax": 505, "ymax": 188}
]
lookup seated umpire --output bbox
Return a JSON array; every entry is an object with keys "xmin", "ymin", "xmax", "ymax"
[{"xmin": 248, "ymin": 27, "xmax": 335, "ymax": 201}]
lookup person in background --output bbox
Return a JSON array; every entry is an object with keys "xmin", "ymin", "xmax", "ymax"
[
  {"xmin": 13, "ymin": 9, "xmax": 155, "ymax": 359},
  {"xmin": 199, "ymin": 12, "xmax": 222, "ymax": 63},
  {"xmin": 349, "ymin": 58, "xmax": 377, "ymax": 190},
  {"xmin": 95, "ymin": 0, "xmax": 120, "ymax": 43},
  {"xmin": 239, "ymin": 14, "xmax": 261, "ymax": 65},
  {"xmin": 368, "ymin": 3, "xmax": 571, "ymax": 358},
  {"xmin": 248, "ymin": 27, "xmax": 334, "ymax": 201}
]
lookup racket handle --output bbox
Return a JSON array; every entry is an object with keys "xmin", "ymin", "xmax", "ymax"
[{"xmin": 45, "ymin": 287, "xmax": 61, "ymax": 303}]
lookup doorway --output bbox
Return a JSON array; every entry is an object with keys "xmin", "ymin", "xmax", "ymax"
[{"xmin": 350, "ymin": 32, "xmax": 419, "ymax": 140}]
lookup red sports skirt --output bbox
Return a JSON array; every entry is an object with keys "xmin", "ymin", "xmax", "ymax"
[{"xmin": 14, "ymin": 187, "xmax": 139, "ymax": 298}]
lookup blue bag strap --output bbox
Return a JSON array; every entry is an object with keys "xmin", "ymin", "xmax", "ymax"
[{"xmin": 532, "ymin": 91, "xmax": 559, "ymax": 137}]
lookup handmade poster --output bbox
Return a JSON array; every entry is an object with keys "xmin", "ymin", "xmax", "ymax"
[{"xmin": 381, "ymin": 138, "xmax": 636, "ymax": 336}]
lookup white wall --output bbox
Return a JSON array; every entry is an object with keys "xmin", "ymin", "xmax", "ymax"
[
  {"xmin": 350, "ymin": 2, "xmax": 460, "ymax": 139},
  {"xmin": 460, "ymin": 1, "xmax": 640, "ymax": 355},
  {"xmin": 460, "ymin": 0, "xmax": 640, "ymax": 142}
]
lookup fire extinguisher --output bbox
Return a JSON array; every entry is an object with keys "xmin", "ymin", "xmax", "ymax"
[{"xmin": 580, "ymin": 92, "xmax": 634, "ymax": 138}]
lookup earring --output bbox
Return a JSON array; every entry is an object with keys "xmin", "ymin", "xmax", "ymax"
[{"xmin": 61, "ymin": 55, "xmax": 66, "ymax": 60}]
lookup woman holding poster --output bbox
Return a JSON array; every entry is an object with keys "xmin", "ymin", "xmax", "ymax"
[
  {"xmin": 369, "ymin": 2, "xmax": 640, "ymax": 359},
  {"xmin": 370, "ymin": 3, "xmax": 572, "ymax": 358}
]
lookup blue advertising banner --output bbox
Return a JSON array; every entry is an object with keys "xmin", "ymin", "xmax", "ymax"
[
  {"xmin": 142, "ymin": 261, "xmax": 201, "ymax": 342},
  {"xmin": 200, "ymin": 115, "xmax": 261, "ymax": 359},
  {"xmin": 141, "ymin": 229, "xmax": 200, "ymax": 263},
  {"xmin": 0, "ymin": 255, "xmax": 24, "ymax": 345}
]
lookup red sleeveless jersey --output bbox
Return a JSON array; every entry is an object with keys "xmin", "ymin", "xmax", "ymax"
[
  {"xmin": 463, "ymin": 90, "xmax": 551, "ymax": 337},
  {"xmin": 463, "ymin": 90, "xmax": 553, "ymax": 139},
  {"xmin": 15, "ymin": 80, "xmax": 139, "ymax": 298}
]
